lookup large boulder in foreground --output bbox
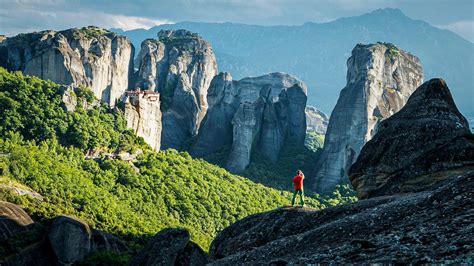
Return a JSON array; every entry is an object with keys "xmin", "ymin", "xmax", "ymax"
[
  {"xmin": 311, "ymin": 43, "xmax": 423, "ymax": 193},
  {"xmin": 349, "ymin": 78, "xmax": 473, "ymax": 199},
  {"xmin": 209, "ymin": 170, "xmax": 473, "ymax": 264},
  {"xmin": 48, "ymin": 216, "xmax": 92, "ymax": 264},
  {"xmin": 130, "ymin": 228, "xmax": 208, "ymax": 266}
]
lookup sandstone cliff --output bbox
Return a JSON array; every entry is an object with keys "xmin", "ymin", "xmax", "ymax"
[
  {"xmin": 135, "ymin": 30, "xmax": 218, "ymax": 150},
  {"xmin": 191, "ymin": 72, "xmax": 307, "ymax": 173},
  {"xmin": 0, "ymin": 26, "xmax": 134, "ymax": 107},
  {"xmin": 123, "ymin": 91, "xmax": 162, "ymax": 150},
  {"xmin": 207, "ymin": 79, "xmax": 473, "ymax": 264},
  {"xmin": 311, "ymin": 43, "xmax": 423, "ymax": 193},
  {"xmin": 349, "ymin": 78, "xmax": 473, "ymax": 199},
  {"xmin": 305, "ymin": 106, "xmax": 328, "ymax": 135}
]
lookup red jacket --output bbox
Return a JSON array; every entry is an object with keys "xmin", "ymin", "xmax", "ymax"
[{"xmin": 292, "ymin": 174, "xmax": 304, "ymax": 190}]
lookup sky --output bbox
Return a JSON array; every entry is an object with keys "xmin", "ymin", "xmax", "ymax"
[{"xmin": 1, "ymin": 0, "xmax": 473, "ymax": 42}]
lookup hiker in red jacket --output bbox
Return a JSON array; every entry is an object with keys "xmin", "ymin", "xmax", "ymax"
[{"xmin": 291, "ymin": 170, "xmax": 305, "ymax": 206}]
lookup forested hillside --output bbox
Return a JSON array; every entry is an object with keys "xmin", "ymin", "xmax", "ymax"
[{"xmin": 0, "ymin": 68, "xmax": 331, "ymax": 253}]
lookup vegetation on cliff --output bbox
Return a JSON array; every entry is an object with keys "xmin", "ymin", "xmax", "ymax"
[{"xmin": 0, "ymin": 68, "xmax": 328, "ymax": 254}]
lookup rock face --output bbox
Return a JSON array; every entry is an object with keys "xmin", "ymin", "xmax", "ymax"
[
  {"xmin": 2, "ymin": 211, "xmax": 129, "ymax": 265},
  {"xmin": 349, "ymin": 78, "xmax": 473, "ymax": 199},
  {"xmin": 311, "ymin": 43, "xmax": 423, "ymax": 193},
  {"xmin": 305, "ymin": 106, "xmax": 328, "ymax": 134},
  {"xmin": 191, "ymin": 72, "xmax": 307, "ymax": 172},
  {"xmin": 208, "ymin": 76, "xmax": 473, "ymax": 264},
  {"xmin": 210, "ymin": 171, "xmax": 473, "ymax": 264},
  {"xmin": 0, "ymin": 201, "xmax": 34, "ymax": 241},
  {"xmin": 130, "ymin": 228, "xmax": 208, "ymax": 266},
  {"xmin": 123, "ymin": 91, "xmax": 162, "ymax": 150},
  {"xmin": 135, "ymin": 30, "xmax": 218, "ymax": 150},
  {"xmin": 0, "ymin": 26, "xmax": 134, "ymax": 107},
  {"xmin": 48, "ymin": 216, "xmax": 92, "ymax": 264}
]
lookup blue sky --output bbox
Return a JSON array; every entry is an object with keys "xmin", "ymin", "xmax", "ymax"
[{"xmin": 1, "ymin": 0, "xmax": 473, "ymax": 42}]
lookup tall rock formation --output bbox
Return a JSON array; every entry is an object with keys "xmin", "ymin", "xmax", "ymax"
[
  {"xmin": 349, "ymin": 78, "xmax": 473, "ymax": 199},
  {"xmin": 123, "ymin": 91, "xmax": 162, "ymax": 150},
  {"xmin": 0, "ymin": 26, "xmax": 134, "ymax": 107},
  {"xmin": 305, "ymin": 106, "xmax": 328, "ymax": 134},
  {"xmin": 191, "ymin": 72, "xmax": 307, "ymax": 173},
  {"xmin": 135, "ymin": 29, "xmax": 218, "ymax": 150},
  {"xmin": 311, "ymin": 43, "xmax": 423, "ymax": 193}
]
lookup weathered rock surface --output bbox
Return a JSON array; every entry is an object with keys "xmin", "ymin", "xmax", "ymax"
[
  {"xmin": 210, "ymin": 171, "xmax": 473, "ymax": 264},
  {"xmin": 1, "ymin": 209, "xmax": 130, "ymax": 265},
  {"xmin": 124, "ymin": 91, "xmax": 162, "ymax": 150},
  {"xmin": 0, "ymin": 201, "xmax": 34, "ymax": 241},
  {"xmin": 305, "ymin": 106, "xmax": 328, "ymax": 134},
  {"xmin": 130, "ymin": 228, "xmax": 208, "ymax": 266},
  {"xmin": 191, "ymin": 72, "xmax": 307, "ymax": 172},
  {"xmin": 60, "ymin": 85, "xmax": 99, "ymax": 112},
  {"xmin": 135, "ymin": 30, "xmax": 218, "ymax": 150},
  {"xmin": 311, "ymin": 42, "xmax": 423, "ymax": 193},
  {"xmin": 349, "ymin": 78, "xmax": 473, "ymax": 199},
  {"xmin": 0, "ymin": 26, "xmax": 134, "ymax": 107},
  {"xmin": 48, "ymin": 216, "xmax": 92, "ymax": 264}
]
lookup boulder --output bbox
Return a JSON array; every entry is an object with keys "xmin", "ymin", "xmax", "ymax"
[
  {"xmin": 311, "ymin": 42, "xmax": 423, "ymax": 193},
  {"xmin": 349, "ymin": 78, "xmax": 473, "ymax": 199},
  {"xmin": 0, "ymin": 201, "xmax": 34, "ymax": 241},
  {"xmin": 135, "ymin": 30, "xmax": 218, "ymax": 150},
  {"xmin": 191, "ymin": 72, "xmax": 307, "ymax": 173},
  {"xmin": 0, "ymin": 26, "xmax": 134, "ymax": 107},
  {"xmin": 48, "ymin": 216, "xmax": 91, "ymax": 264},
  {"xmin": 130, "ymin": 228, "xmax": 208, "ymax": 266}
]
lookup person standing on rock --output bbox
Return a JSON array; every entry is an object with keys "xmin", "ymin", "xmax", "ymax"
[{"xmin": 291, "ymin": 170, "xmax": 305, "ymax": 206}]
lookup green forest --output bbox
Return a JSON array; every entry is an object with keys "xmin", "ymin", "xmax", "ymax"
[{"xmin": 0, "ymin": 68, "xmax": 355, "ymax": 262}]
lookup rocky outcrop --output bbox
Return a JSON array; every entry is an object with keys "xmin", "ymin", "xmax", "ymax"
[
  {"xmin": 0, "ymin": 201, "xmax": 34, "ymax": 241},
  {"xmin": 305, "ymin": 106, "xmax": 328, "ymax": 134},
  {"xmin": 209, "ymin": 171, "xmax": 473, "ymax": 264},
  {"xmin": 0, "ymin": 26, "xmax": 134, "ymax": 107},
  {"xmin": 191, "ymin": 72, "xmax": 307, "ymax": 172},
  {"xmin": 349, "ymin": 78, "xmax": 473, "ymax": 199},
  {"xmin": 311, "ymin": 43, "xmax": 423, "ymax": 193},
  {"xmin": 130, "ymin": 228, "xmax": 208, "ymax": 266},
  {"xmin": 208, "ymin": 76, "xmax": 473, "ymax": 264},
  {"xmin": 123, "ymin": 91, "xmax": 162, "ymax": 150},
  {"xmin": 135, "ymin": 30, "xmax": 218, "ymax": 150},
  {"xmin": 60, "ymin": 85, "xmax": 99, "ymax": 112}
]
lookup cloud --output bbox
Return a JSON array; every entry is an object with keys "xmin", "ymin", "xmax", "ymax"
[
  {"xmin": 0, "ymin": 1, "xmax": 171, "ymax": 36},
  {"xmin": 439, "ymin": 20, "xmax": 474, "ymax": 43}
]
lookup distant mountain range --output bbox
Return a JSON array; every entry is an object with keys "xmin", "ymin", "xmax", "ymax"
[{"xmin": 113, "ymin": 8, "xmax": 474, "ymax": 119}]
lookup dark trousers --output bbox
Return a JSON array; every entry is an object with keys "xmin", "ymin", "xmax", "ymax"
[{"xmin": 291, "ymin": 189, "xmax": 305, "ymax": 206}]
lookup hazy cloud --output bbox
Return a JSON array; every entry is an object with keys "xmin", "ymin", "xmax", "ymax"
[{"xmin": 439, "ymin": 20, "xmax": 474, "ymax": 43}]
